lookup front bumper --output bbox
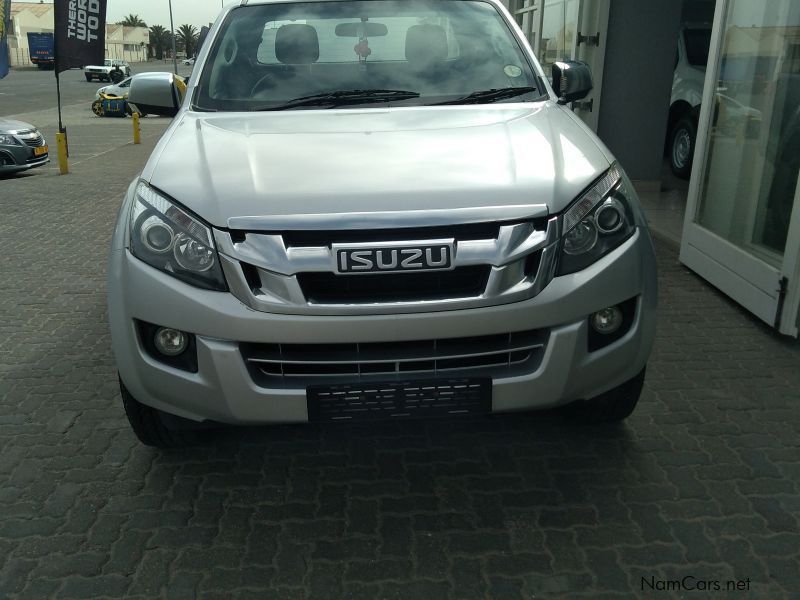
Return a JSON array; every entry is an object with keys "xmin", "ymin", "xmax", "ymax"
[
  {"xmin": 0, "ymin": 144, "xmax": 49, "ymax": 174},
  {"xmin": 108, "ymin": 229, "xmax": 657, "ymax": 425}
]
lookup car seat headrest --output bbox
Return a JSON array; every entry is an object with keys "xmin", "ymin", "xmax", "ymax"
[
  {"xmin": 405, "ymin": 24, "xmax": 448, "ymax": 64},
  {"xmin": 275, "ymin": 24, "xmax": 320, "ymax": 64}
]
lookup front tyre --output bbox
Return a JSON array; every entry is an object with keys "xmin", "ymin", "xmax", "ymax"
[
  {"xmin": 119, "ymin": 377, "xmax": 207, "ymax": 448},
  {"xmin": 85, "ymin": 74, "xmax": 92, "ymax": 81},
  {"xmin": 669, "ymin": 117, "xmax": 696, "ymax": 179},
  {"xmin": 564, "ymin": 367, "xmax": 646, "ymax": 423}
]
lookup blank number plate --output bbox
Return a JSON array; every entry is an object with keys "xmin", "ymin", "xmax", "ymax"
[{"xmin": 307, "ymin": 378, "xmax": 491, "ymax": 423}]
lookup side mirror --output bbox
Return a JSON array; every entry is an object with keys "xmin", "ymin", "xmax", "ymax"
[
  {"xmin": 551, "ymin": 60, "xmax": 593, "ymax": 104},
  {"xmin": 128, "ymin": 72, "xmax": 186, "ymax": 118}
]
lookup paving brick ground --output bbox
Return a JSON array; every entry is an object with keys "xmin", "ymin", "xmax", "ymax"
[{"xmin": 1, "ymin": 125, "xmax": 799, "ymax": 599}]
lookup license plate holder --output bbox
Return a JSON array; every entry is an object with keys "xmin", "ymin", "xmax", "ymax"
[
  {"xmin": 307, "ymin": 378, "xmax": 491, "ymax": 423},
  {"xmin": 34, "ymin": 145, "xmax": 48, "ymax": 156}
]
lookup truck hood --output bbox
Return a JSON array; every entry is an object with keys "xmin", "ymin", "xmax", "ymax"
[{"xmin": 145, "ymin": 104, "xmax": 611, "ymax": 229}]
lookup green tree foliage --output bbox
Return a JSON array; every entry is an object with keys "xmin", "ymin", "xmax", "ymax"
[
  {"xmin": 149, "ymin": 25, "xmax": 171, "ymax": 60},
  {"xmin": 177, "ymin": 24, "xmax": 199, "ymax": 58},
  {"xmin": 119, "ymin": 14, "xmax": 147, "ymax": 27}
]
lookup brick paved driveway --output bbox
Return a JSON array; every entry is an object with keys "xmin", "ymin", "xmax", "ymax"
[{"xmin": 1, "ymin": 130, "xmax": 799, "ymax": 599}]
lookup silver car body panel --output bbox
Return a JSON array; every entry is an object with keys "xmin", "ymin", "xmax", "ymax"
[
  {"xmin": 108, "ymin": 0, "xmax": 657, "ymax": 425},
  {"xmin": 144, "ymin": 104, "xmax": 611, "ymax": 228},
  {"xmin": 109, "ymin": 228, "xmax": 657, "ymax": 424}
]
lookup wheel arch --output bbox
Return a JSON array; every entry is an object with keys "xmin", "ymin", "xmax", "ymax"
[{"xmin": 668, "ymin": 100, "xmax": 695, "ymax": 134}]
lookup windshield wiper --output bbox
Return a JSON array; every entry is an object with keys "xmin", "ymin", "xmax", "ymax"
[
  {"xmin": 257, "ymin": 89, "xmax": 420, "ymax": 111},
  {"xmin": 432, "ymin": 86, "xmax": 540, "ymax": 106}
]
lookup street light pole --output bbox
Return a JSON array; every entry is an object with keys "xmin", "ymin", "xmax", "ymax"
[{"xmin": 168, "ymin": 0, "xmax": 178, "ymax": 75}]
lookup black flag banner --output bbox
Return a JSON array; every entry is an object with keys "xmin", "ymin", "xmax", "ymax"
[{"xmin": 54, "ymin": 0, "xmax": 107, "ymax": 73}]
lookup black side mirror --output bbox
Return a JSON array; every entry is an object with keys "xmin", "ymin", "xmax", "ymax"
[{"xmin": 552, "ymin": 60, "xmax": 593, "ymax": 104}]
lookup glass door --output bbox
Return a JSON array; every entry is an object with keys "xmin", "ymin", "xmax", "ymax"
[
  {"xmin": 679, "ymin": 0, "xmax": 800, "ymax": 336},
  {"xmin": 510, "ymin": 0, "xmax": 544, "ymax": 56},
  {"xmin": 508, "ymin": 0, "xmax": 608, "ymax": 131}
]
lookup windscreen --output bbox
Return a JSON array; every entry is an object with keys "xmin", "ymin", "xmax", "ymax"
[{"xmin": 195, "ymin": 0, "xmax": 541, "ymax": 110}]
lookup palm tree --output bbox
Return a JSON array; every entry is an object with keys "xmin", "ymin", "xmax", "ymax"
[
  {"xmin": 119, "ymin": 14, "xmax": 147, "ymax": 27},
  {"xmin": 149, "ymin": 25, "xmax": 170, "ymax": 60},
  {"xmin": 177, "ymin": 24, "xmax": 199, "ymax": 58}
]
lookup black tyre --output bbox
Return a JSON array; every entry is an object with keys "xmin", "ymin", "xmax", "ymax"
[
  {"xmin": 85, "ymin": 74, "xmax": 92, "ymax": 82},
  {"xmin": 669, "ymin": 116, "xmax": 696, "ymax": 179},
  {"xmin": 564, "ymin": 367, "xmax": 646, "ymax": 423},
  {"xmin": 119, "ymin": 377, "xmax": 207, "ymax": 448}
]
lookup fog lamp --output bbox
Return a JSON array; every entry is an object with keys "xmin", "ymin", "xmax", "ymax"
[
  {"xmin": 591, "ymin": 306, "xmax": 623, "ymax": 335},
  {"xmin": 153, "ymin": 327, "xmax": 188, "ymax": 356}
]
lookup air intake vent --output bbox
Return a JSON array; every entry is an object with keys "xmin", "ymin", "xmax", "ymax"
[{"xmin": 297, "ymin": 266, "xmax": 491, "ymax": 304}]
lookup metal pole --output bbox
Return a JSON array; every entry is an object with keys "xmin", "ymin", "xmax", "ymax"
[
  {"xmin": 53, "ymin": 26, "xmax": 68, "ymax": 160},
  {"xmin": 168, "ymin": 0, "xmax": 178, "ymax": 74},
  {"xmin": 55, "ymin": 70, "xmax": 64, "ymax": 133}
]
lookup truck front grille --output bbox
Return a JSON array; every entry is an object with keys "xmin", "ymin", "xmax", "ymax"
[
  {"xmin": 297, "ymin": 266, "xmax": 490, "ymax": 304},
  {"xmin": 217, "ymin": 214, "xmax": 559, "ymax": 315},
  {"xmin": 281, "ymin": 222, "xmax": 505, "ymax": 247},
  {"xmin": 241, "ymin": 328, "xmax": 549, "ymax": 387}
]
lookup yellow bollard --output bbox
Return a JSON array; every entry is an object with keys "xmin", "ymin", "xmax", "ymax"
[
  {"xmin": 56, "ymin": 132, "xmax": 69, "ymax": 175},
  {"xmin": 132, "ymin": 112, "xmax": 141, "ymax": 145}
]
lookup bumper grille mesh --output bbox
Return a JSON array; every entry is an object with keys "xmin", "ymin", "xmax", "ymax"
[{"xmin": 241, "ymin": 328, "xmax": 548, "ymax": 387}]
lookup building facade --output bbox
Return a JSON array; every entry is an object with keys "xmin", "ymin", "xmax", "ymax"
[{"xmin": 6, "ymin": 1, "xmax": 148, "ymax": 66}]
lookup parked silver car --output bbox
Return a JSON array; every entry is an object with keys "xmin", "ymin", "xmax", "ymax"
[
  {"xmin": 110, "ymin": 0, "xmax": 657, "ymax": 446},
  {"xmin": 0, "ymin": 118, "xmax": 49, "ymax": 175}
]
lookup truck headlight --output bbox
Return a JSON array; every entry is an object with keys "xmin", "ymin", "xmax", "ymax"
[
  {"xmin": 557, "ymin": 164, "xmax": 636, "ymax": 275},
  {"xmin": 129, "ymin": 182, "xmax": 227, "ymax": 291}
]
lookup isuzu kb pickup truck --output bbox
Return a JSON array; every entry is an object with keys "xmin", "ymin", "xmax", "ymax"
[{"xmin": 112, "ymin": 0, "xmax": 657, "ymax": 446}]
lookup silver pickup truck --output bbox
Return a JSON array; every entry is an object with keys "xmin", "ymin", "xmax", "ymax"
[{"xmin": 111, "ymin": 0, "xmax": 657, "ymax": 447}]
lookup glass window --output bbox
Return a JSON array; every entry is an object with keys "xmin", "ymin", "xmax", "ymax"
[
  {"xmin": 696, "ymin": 0, "xmax": 800, "ymax": 263},
  {"xmin": 196, "ymin": 0, "xmax": 541, "ymax": 111},
  {"xmin": 539, "ymin": 0, "xmax": 579, "ymax": 72}
]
